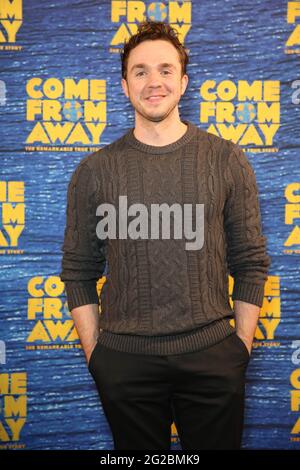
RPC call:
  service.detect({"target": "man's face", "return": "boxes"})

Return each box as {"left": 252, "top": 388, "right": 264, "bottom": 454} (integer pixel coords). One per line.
{"left": 121, "top": 39, "right": 188, "bottom": 123}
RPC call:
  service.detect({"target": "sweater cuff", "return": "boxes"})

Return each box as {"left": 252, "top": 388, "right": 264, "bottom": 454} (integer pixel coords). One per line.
{"left": 232, "top": 279, "right": 265, "bottom": 307}
{"left": 64, "top": 281, "right": 99, "bottom": 311}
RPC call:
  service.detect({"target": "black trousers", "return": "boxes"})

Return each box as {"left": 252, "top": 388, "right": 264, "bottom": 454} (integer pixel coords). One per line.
{"left": 88, "top": 331, "right": 251, "bottom": 450}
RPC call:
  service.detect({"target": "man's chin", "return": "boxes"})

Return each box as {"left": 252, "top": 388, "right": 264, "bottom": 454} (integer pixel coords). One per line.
{"left": 138, "top": 109, "right": 171, "bottom": 123}
{"left": 133, "top": 102, "right": 178, "bottom": 123}
{"left": 145, "top": 115, "right": 166, "bottom": 123}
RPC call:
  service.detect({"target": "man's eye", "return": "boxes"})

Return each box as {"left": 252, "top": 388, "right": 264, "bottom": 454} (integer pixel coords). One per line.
{"left": 135, "top": 70, "right": 171, "bottom": 77}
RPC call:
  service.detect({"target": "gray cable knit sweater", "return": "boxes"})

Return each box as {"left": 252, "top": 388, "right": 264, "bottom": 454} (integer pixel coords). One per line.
{"left": 60, "top": 120, "right": 271, "bottom": 355}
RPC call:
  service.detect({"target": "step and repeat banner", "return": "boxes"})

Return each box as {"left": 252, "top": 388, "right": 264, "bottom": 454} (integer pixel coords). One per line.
{"left": 0, "top": 0, "right": 300, "bottom": 451}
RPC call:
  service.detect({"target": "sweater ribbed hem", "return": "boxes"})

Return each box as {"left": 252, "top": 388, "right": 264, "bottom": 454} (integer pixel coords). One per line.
{"left": 96, "top": 317, "right": 236, "bottom": 355}
{"left": 232, "top": 279, "right": 265, "bottom": 307}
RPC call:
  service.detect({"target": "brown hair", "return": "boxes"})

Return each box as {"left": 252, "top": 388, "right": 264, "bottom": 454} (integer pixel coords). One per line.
{"left": 120, "top": 20, "right": 189, "bottom": 80}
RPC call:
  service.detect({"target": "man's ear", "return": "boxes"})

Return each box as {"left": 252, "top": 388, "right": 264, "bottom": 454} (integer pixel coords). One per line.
{"left": 121, "top": 78, "right": 129, "bottom": 99}
{"left": 181, "top": 74, "right": 189, "bottom": 96}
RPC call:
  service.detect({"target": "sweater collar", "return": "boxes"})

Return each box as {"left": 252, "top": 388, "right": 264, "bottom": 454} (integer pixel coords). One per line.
{"left": 124, "top": 119, "right": 198, "bottom": 155}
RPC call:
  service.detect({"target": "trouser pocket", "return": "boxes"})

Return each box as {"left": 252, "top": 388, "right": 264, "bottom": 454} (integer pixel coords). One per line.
{"left": 88, "top": 340, "right": 100, "bottom": 372}
{"left": 232, "top": 333, "right": 251, "bottom": 361}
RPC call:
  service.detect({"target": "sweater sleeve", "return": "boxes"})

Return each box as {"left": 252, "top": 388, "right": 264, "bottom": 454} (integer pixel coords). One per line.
{"left": 59, "top": 161, "right": 106, "bottom": 311}
{"left": 223, "top": 144, "right": 271, "bottom": 308}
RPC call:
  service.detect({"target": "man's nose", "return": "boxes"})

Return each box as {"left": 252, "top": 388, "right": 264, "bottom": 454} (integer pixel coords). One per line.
{"left": 146, "top": 71, "right": 164, "bottom": 87}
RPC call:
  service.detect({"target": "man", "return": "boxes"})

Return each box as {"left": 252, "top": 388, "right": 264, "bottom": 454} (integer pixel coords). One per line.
{"left": 60, "top": 20, "right": 271, "bottom": 450}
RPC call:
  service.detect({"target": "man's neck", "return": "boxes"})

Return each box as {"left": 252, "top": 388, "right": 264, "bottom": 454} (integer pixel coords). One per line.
{"left": 133, "top": 119, "right": 188, "bottom": 147}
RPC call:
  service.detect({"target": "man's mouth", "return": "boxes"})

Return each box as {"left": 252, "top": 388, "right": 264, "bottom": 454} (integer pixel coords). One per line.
{"left": 146, "top": 95, "right": 166, "bottom": 103}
